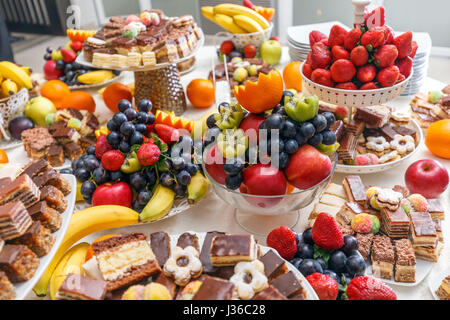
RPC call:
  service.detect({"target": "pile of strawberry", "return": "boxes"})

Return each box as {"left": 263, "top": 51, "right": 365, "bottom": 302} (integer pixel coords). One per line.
{"left": 303, "top": 6, "right": 417, "bottom": 90}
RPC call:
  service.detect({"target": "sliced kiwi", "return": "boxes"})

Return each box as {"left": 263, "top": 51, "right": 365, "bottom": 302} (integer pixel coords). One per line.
{"left": 217, "top": 129, "right": 249, "bottom": 159}
{"left": 214, "top": 102, "right": 244, "bottom": 130}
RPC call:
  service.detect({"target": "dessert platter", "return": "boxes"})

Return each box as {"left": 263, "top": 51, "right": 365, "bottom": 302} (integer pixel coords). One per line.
{"left": 428, "top": 270, "right": 450, "bottom": 300}
{"left": 409, "top": 85, "right": 450, "bottom": 129}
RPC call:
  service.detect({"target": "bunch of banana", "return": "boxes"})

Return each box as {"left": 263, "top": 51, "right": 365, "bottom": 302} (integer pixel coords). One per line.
{"left": 201, "top": 3, "right": 270, "bottom": 34}
{"left": 78, "top": 70, "right": 115, "bottom": 85}
{"left": 33, "top": 205, "right": 139, "bottom": 296}
{"left": 0, "top": 61, "right": 33, "bottom": 98}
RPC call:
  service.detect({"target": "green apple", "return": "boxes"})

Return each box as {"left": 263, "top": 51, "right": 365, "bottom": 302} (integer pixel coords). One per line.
{"left": 24, "top": 97, "right": 56, "bottom": 127}
{"left": 260, "top": 40, "right": 282, "bottom": 65}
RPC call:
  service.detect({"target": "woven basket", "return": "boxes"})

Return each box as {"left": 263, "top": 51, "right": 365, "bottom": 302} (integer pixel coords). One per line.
{"left": 0, "top": 88, "right": 29, "bottom": 128}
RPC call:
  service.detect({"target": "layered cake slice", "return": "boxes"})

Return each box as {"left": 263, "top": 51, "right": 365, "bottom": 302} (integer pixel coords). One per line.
{"left": 356, "top": 232, "right": 374, "bottom": 260}
{"left": 210, "top": 234, "right": 258, "bottom": 266}
{"left": 410, "top": 212, "right": 437, "bottom": 247}
{"left": 56, "top": 273, "right": 107, "bottom": 300}
{"left": 27, "top": 201, "right": 62, "bottom": 233}
{"left": 0, "top": 175, "right": 40, "bottom": 208}
{"left": 343, "top": 176, "right": 367, "bottom": 205}
{"left": 270, "top": 271, "right": 305, "bottom": 300}
{"left": 19, "top": 159, "right": 51, "bottom": 179}
{"left": 0, "top": 202, "right": 33, "bottom": 240}
{"left": 199, "top": 231, "right": 225, "bottom": 275}
{"left": 11, "top": 221, "right": 55, "bottom": 257}
{"left": 394, "top": 239, "right": 416, "bottom": 283}
{"left": 192, "top": 275, "right": 235, "bottom": 300}
{"left": 259, "top": 249, "right": 288, "bottom": 281}
{"left": 47, "top": 144, "right": 65, "bottom": 167}
{"left": 0, "top": 244, "right": 40, "bottom": 282}
{"left": 252, "top": 285, "right": 287, "bottom": 300}
{"left": 414, "top": 239, "right": 443, "bottom": 262}
{"left": 427, "top": 199, "right": 444, "bottom": 220}
{"left": 0, "top": 271, "right": 15, "bottom": 300}
{"left": 380, "top": 206, "right": 410, "bottom": 239}
{"left": 21, "top": 127, "right": 55, "bottom": 159}
{"left": 92, "top": 233, "right": 161, "bottom": 291}
{"left": 336, "top": 202, "right": 366, "bottom": 226}
{"left": 40, "top": 185, "right": 67, "bottom": 213}
{"left": 371, "top": 235, "right": 394, "bottom": 279}
{"left": 436, "top": 276, "right": 450, "bottom": 300}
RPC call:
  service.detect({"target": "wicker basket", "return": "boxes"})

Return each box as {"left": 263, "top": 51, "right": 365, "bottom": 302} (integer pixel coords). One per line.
{"left": 0, "top": 88, "right": 29, "bottom": 128}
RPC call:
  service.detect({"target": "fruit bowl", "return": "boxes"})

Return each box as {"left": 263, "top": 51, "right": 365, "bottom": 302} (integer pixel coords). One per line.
{"left": 301, "top": 64, "right": 413, "bottom": 107}
{"left": 202, "top": 144, "right": 337, "bottom": 235}
{"left": 218, "top": 23, "right": 273, "bottom": 50}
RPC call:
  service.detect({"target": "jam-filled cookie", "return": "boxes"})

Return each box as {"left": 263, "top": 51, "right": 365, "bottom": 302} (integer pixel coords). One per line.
{"left": 163, "top": 246, "right": 202, "bottom": 286}
{"left": 229, "top": 260, "right": 268, "bottom": 300}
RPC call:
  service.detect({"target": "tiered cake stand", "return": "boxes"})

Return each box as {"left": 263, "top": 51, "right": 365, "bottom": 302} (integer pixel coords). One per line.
{"left": 76, "top": 29, "right": 204, "bottom": 116}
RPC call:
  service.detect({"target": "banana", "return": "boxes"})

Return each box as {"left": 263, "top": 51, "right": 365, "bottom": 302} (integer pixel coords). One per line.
{"left": 1, "top": 79, "right": 18, "bottom": 97}
{"left": 233, "top": 15, "right": 263, "bottom": 33}
{"left": 33, "top": 205, "right": 139, "bottom": 296}
{"left": 214, "top": 14, "right": 246, "bottom": 34}
{"left": 214, "top": 3, "right": 270, "bottom": 29}
{"left": 201, "top": 6, "right": 215, "bottom": 22}
{"left": 49, "top": 242, "right": 90, "bottom": 300}
{"left": 77, "top": 70, "right": 114, "bottom": 85}
{"left": 140, "top": 185, "right": 175, "bottom": 222}
{"left": 0, "top": 61, "right": 32, "bottom": 89}
{"left": 187, "top": 172, "right": 210, "bottom": 204}
{"left": 20, "top": 66, "right": 32, "bottom": 76}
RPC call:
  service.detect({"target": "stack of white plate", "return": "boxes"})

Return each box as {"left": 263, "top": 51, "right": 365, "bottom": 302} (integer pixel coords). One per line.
{"left": 401, "top": 32, "right": 432, "bottom": 96}
{"left": 287, "top": 21, "right": 350, "bottom": 62}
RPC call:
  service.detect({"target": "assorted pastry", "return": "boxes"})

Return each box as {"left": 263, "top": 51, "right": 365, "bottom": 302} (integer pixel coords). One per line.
{"left": 0, "top": 160, "right": 72, "bottom": 300}
{"left": 83, "top": 11, "right": 203, "bottom": 68}
{"left": 410, "top": 85, "right": 450, "bottom": 129}
{"left": 435, "top": 275, "right": 450, "bottom": 300}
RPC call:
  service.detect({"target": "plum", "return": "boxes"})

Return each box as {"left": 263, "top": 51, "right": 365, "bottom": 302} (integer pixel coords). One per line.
{"left": 9, "top": 116, "right": 34, "bottom": 140}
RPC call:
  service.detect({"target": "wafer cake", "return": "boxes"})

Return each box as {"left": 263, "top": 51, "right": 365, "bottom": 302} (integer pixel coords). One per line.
{"left": 0, "top": 175, "right": 40, "bottom": 208}
{"left": 0, "top": 202, "right": 33, "bottom": 240}
{"left": 410, "top": 212, "right": 437, "bottom": 247}
{"left": 380, "top": 206, "right": 410, "bottom": 239}
{"left": 0, "top": 244, "right": 39, "bottom": 282}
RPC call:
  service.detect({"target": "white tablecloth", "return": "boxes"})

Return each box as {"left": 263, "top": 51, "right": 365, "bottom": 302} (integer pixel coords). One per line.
{"left": 7, "top": 46, "right": 448, "bottom": 300}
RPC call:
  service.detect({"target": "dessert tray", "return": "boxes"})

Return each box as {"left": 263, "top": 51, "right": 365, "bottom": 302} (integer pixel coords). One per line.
{"left": 0, "top": 138, "right": 23, "bottom": 151}
{"left": 14, "top": 174, "right": 75, "bottom": 300}
{"left": 428, "top": 268, "right": 450, "bottom": 300}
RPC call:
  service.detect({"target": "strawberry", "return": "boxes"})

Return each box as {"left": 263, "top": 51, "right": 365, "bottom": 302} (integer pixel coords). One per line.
{"left": 330, "top": 59, "right": 356, "bottom": 83}
{"left": 328, "top": 25, "right": 348, "bottom": 48}
{"left": 360, "top": 27, "right": 386, "bottom": 50}
{"left": 220, "top": 41, "right": 234, "bottom": 55}
{"left": 154, "top": 124, "right": 179, "bottom": 145}
{"left": 101, "top": 150, "right": 124, "bottom": 171}
{"left": 381, "top": 25, "right": 395, "bottom": 44}
{"left": 306, "top": 52, "right": 312, "bottom": 65}
{"left": 395, "top": 56, "right": 413, "bottom": 78}
{"left": 243, "top": 0, "right": 254, "bottom": 10}
{"left": 364, "top": 6, "right": 385, "bottom": 29}
{"left": 377, "top": 65, "right": 400, "bottom": 87}
{"left": 393, "top": 31, "right": 413, "bottom": 59}
{"left": 347, "top": 276, "right": 397, "bottom": 300}
{"left": 310, "top": 42, "right": 331, "bottom": 70}
{"left": 374, "top": 44, "right": 398, "bottom": 67}
{"left": 360, "top": 82, "right": 379, "bottom": 90}
{"left": 311, "top": 212, "right": 343, "bottom": 250}
{"left": 70, "top": 41, "right": 83, "bottom": 52}
{"left": 331, "top": 45, "right": 349, "bottom": 61}
{"left": 95, "top": 135, "right": 113, "bottom": 160}
{"left": 350, "top": 46, "right": 368, "bottom": 66}
{"left": 395, "top": 73, "right": 406, "bottom": 84}
{"left": 309, "top": 30, "right": 328, "bottom": 48}
{"left": 409, "top": 41, "right": 418, "bottom": 59}
{"left": 335, "top": 82, "right": 357, "bottom": 90}
{"left": 60, "top": 48, "right": 77, "bottom": 63}
{"left": 335, "top": 105, "right": 349, "bottom": 119}
{"left": 243, "top": 44, "right": 257, "bottom": 59}
{"left": 303, "top": 63, "right": 313, "bottom": 79}
{"left": 311, "top": 68, "right": 333, "bottom": 87}
{"left": 266, "top": 226, "right": 297, "bottom": 260}
{"left": 306, "top": 273, "right": 339, "bottom": 300}
{"left": 357, "top": 64, "right": 377, "bottom": 83}
{"left": 344, "top": 28, "right": 362, "bottom": 51}
{"left": 137, "top": 143, "right": 161, "bottom": 166}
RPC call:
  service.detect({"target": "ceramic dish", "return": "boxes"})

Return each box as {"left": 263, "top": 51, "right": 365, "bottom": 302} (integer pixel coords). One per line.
{"left": 428, "top": 268, "right": 450, "bottom": 300}
{"left": 14, "top": 174, "right": 76, "bottom": 300}
{"left": 336, "top": 119, "right": 423, "bottom": 174}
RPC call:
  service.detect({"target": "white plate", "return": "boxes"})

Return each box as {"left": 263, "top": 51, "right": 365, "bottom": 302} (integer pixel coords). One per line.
{"left": 14, "top": 174, "right": 76, "bottom": 300}
{"left": 428, "top": 268, "right": 450, "bottom": 300}
{"left": 366, "top": 258, "right": 435, "bottom": 287}
{"left": 336, "top": 119, "right": 423, "bottom": 174}
{"left": 0, "top": 138, "right": 23, "bottom": 151}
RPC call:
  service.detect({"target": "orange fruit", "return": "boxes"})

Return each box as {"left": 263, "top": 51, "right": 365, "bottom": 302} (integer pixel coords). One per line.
{"left": 103, "top": 83, "right": 133, "bottom": 113}
{"left": 425, "top": 119, "right": 450, "bottom": 159}
{"left": 283, "top": 61, "right": 303, "bottom": 92}
{"left": 40, "top": 80, "right": 71, "bottom": 109}
{"left": 0, "top": 148, "right": 8, "bottom": 164}
{"left": 186, "top": 79, "right": 215, "bottom": 108}
{"left": 85, "top": 234, "right": 120, "bottom": 261}
{"left": 61, "top": 91, "right": 96, "bottom": 112}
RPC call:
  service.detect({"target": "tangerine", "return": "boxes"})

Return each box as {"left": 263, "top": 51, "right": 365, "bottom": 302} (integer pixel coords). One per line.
{"left": 425, "top": 119, "right": 450, "bottom": 159}
{"left": 0, "top": 148, "right": 8, "bottom": 164}
{"left": 61, "top": 91, "right": 96, "bottom": 112}
{"left": 283, "top": 61, "right": 303, "bottom": 92}
{"left": 186, "top": 79, "right": 215, "bottom": 108}
{"left": 40, "top": 80, "right": 71, "bottom": 109}
{"left": 103, "top": 83, "right": 133, "bottom": 113}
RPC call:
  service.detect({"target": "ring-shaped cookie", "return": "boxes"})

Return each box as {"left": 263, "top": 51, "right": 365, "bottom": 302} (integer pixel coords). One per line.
{"left": 163, "top": 246, "right": 202, "bottom": 286}
{"left": 229, "top": 260, "right": 268, "bottom": 300}
{"left": 390, "top": 134, "right": 415, "bottom": 155}
{"left": 366, "top": 136, "right": 390, "bottom": 152}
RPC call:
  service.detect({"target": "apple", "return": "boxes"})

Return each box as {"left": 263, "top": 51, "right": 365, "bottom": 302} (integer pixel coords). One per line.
{"left": 43, "top": 60, "right": 63, "bottom": 80}
{"left": 24, "top": 97, "right": 56, "bottom": 127}
{"left": 243, "top": 44, "right": 257, "bottom": 59}
{"left": 405, "top": 159, "right": 449, "bottom": 198}
{"left": 285, "top": 145, "right": 332, "bottom": 190}
{"left": 239, "top": 114, "right": 265, "bottom": 142}
{"left": 204, "top": 144, "right": 227, "bottom": 185}
{"left": 270, "top": 36, "right": 281, "bottom": 42}
{"left": 92, "top": 182, "right": 132, "bottom": 207}
{"left": 260, "top": 40, "right": 282, "bottom": 65}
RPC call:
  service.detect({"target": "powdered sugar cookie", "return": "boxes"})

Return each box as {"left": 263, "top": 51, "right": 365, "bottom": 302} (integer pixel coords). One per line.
{"left": 366, "top": 136, "right": 391, "bottom": 155}
{"left": 390, "top": 134, "right": 415, "bottom": 155}
{"left": 378, "top": 150, "right": 401, "bottom": 164}
{"left": 230, "top": 260, "right": 268, "bottom": 300}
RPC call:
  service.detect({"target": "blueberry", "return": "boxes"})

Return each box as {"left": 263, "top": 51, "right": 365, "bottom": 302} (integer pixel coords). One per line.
{"left": 341, "top": 235, "right": 359, "bottom": 256}
{"left": 264, "top": 113, "right": 284, "bottom": 130}
{"left": 225, "top": 174, "right": 242, "bottom": 190}
{"left": 308, "top": 133, "right": 323, "bottom": 147}
{"left": 137, "top": 99, "right": 152, "bottom": 112}
{"left": 345, "top": 254, "right": 366, "bottom": 276}
{"left": 146, "top": 112, "right": 156, "bottom": 125}
{"left": 75, "top": 168, "right": 90, "bottom": 182}
{"left": 278, "top": 152, "right": 290, "bottom": 169}
{"left": 322, "top": 112, "right": 335, "bottom": 128}
{"left": 300, "top": 122, "right": 315, "bottom": 139}
{"left": 81, "top": 180, "right": 96, "bottom": 198}
{"left": 64, "top": 64, "right": 73, "bottom": 74}
{"left": 119, "top": 140, "right": 131, "bottom": 153}
{"left": 92, "top": 167, "right": 110, "bottom": 185}
{"left": 298, "top": 259, "right": 322, "bottom": 277}
{"left": 312, "top": 114, "right": 328, "bottom": 133}
{"left": 172, "top": 157, "right": 186, "bottom": 171}
{"left": 298, "top": 243, "right": 314, "bottom": 259}
{"left": 321, "top": 130, "right": 337, "bottom": 146}
{"left": 281, "top": 119, "right": 297, "bottom": 139}
{"left": 137, "top": 190, "right": 152, "bottom": 205}
{"left": 302, "top": 228, "right": 314, "bottom": 245}
{"left": 72, "top": 159, "right": 82, "bottom": 171}
{"left": 295, "top": 130, "right": 307, "bottom": 146}
{"left": 280, "top": 90, "right": 294, "bottom": 106}
{"left": 160, "top": 172, "right": 174, "bottom": 187}
{"left": 83, "top": 156, "right": 100, "bottom": 172}
{"left": 186, "top": 163, "right": 199, "bottom": 176}
{"left": 129, "top": 132, "right": 144, "bottom": 146}
{"left": 106, "top": 132, "right": 120, "bottom": 147}
{"left": 86, "top": 145, "right": 96, "bottom": 156}
{"left": 173, "top": 184, "right": 186, "bottom": 196}
{"left": 206, "top": 114, "right": 217, "bottom": 129}
{"left": 136, "top": 112, "right": 149, "bottom": 124}
{"left": 291, "top": 257, "right": 303, "bottom": 270}
{"left": 224, "top": 158, "right": 245, "bottom": 175}
{"left": 177, "top": 170, "right": 192, "bottom": 186}
{"left": 316, "top": 257, "right": 328, "bottom": 270}
{"left": 129, "top": 172, "right": 147, "bottom": 191}
{"left": 135, "top": 123, "right": 147, "bottom": 134}
{"left": 323, "top": 270, "right": 340, "bottom": 284}
{"left": 110, "top": 170, "right": 124, "bottom": 182}
{"left": 55, "top": 60, "right": 65, "bottom": 70}
{"left": 118, "top": 100, "right": 133, "bottom": 113}
{"left": 124, "top": 108, "right": 137, "bottom": 121}
{"left": 328, "top": 251, "right": 347, "bottom": 274}
{"left": 60, "top": 168, "right": 72, "bottom": 174}
{"left": 120, "top": 121, "right": 135, "bottom": 137}
{"left": 146, "top": 170, "right": 157, "bottom": 185}
{"left": 284, "top": 139, "right": 299, "bottom": 155}
{"left": 113, "top": 112, "right": 127, "bottom": 126}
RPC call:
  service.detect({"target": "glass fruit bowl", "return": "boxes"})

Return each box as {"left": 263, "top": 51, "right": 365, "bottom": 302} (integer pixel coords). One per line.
{"left": 202, "top": 144, "right": 337, "bottom": 235}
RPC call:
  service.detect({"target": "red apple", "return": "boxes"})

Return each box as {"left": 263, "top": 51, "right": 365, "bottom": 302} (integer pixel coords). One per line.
{"left": 270, "top": 36, "right": 281, "bottom": 43}
{"left": 43, "top": 60, "right": 63, "bottom": 80}
{"left": 204, "top": 144, "right": 227, "bottom": 185}
{"left": 285, "top": 145, "right": 332, "bottom": 190}
{"left": 239, "top": 114, "right": 265, "bottom": 142}
{"left": 92, "top": 182, "right": 132, "bottom": 208}
{"left": 405, "top": 159, "right": 449, "bottom": 198}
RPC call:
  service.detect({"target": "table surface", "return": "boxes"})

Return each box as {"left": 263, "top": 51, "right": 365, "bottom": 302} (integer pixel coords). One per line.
{"left": 6, "top": 46, "right": 448, "bottom": 300}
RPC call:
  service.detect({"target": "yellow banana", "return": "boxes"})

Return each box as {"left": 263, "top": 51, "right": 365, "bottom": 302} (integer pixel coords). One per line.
{"left": 49, "top": 242, "right": 90, "bottom": 300}
{"left": 140, "top": 185, "right": 175, "bottom": 222}
{"left": 0, "top": 61, "right": 32, "bottom": 89}
{"left": 214, "top": 14, "right": 246, "bottom": 34}
{"left": 187, "top": 172, "right": 210, "bottom": 204}
{"left": 233, "top": 15, "right": 263, "bottom": 33}
{"left": 33, "top": 205, "right": 139, "bottom": 296}
{"left": 76, "top": 181, "right": 84, "bottom": 202}
{"left": 214, "top": 3, "right": 270, "bottom": 29}
{"left": 20, "top": 66, "right": 32, "bottom": 76}
{"left": 78, "top": 70, "right": 114, "bottom": 84}
{"left": 1, "top": 79, "right": 18, "bottom": 97}
{"left": 0, "top": 73, "right": 3, "bottom": 83}
{"left": 201, "top": 6, "right": 215, "bottom": 22}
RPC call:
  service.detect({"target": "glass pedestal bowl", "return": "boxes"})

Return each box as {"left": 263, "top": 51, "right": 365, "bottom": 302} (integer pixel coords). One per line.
{"left": 202, "top": 146, "right": 337, "bottom": 235}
